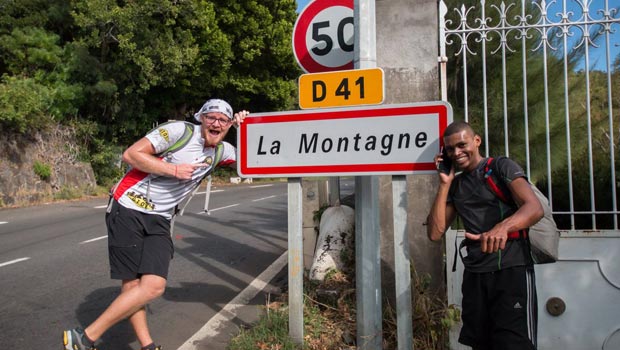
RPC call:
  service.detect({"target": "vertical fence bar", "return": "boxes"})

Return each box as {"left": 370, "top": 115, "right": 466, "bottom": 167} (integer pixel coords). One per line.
{"left": 603, "top": 0, "right": 618, "bottom": 229}
{"left": 481, "top": 0, "right": 490, "bottom": 155}
{"left": 520, "top": 0, "right": 531, "bottom": 178}
{"left": 500, "top": 3, "right": 510, "bottom": 156}
{"left": 439, "top": 1, "right": 449, "bottom": 103}
{"left": 581, "top": 2, "right": 597, "bottom": 228}
{"left": 540, "top": 2, "right": 554, "bottom": 211}
{"left": 460, "top": 4, "right": 470, "bottom": 122}
{"left": 560, "top": 0, "right": 576, "bottom": 227}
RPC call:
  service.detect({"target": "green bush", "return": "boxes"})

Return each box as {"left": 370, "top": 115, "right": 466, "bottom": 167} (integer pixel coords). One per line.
{"left": 33, "top": 160, "right": 51, "bottom": 181}
{"left": 0, "top": 76, "right": 54, "bottom": 133}
{"left": 53, "top": 185, "right": 82, "bottom": 200}
{"left": 88, "top": 140, "right": 126, "bottom": 187}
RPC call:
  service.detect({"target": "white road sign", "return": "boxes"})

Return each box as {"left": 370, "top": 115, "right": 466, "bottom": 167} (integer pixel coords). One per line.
{"left": 237, "top": 102, "right": 453, "bottom": 178}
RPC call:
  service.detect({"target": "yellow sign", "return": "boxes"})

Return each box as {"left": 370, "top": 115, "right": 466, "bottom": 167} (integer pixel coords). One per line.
{"left": 298, "top": 68, "right": 384, "bottom": 109}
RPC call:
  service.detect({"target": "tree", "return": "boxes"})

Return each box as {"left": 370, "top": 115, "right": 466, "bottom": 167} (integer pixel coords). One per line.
{"left": 0, "top": 0, "right": 301, "bottom": 185}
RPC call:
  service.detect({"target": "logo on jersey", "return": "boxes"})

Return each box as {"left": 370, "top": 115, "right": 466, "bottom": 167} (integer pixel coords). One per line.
{"left": 126, "top": 191, "right": 155, "bottom": 210}
{"left": 205, "top": 156, "right": 213, "bottom": 165}
{"left": 158, "top": 128, "right": 170, "bottom": 142}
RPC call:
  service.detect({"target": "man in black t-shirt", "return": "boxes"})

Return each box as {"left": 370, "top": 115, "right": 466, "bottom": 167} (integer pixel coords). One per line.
{"left": 427, "top": 121, "right": 543, "bottom": 350}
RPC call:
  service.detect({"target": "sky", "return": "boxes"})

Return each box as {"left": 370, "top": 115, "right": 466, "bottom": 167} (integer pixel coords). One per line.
{"left": 296, "top": 0, "right": 309, "bottom": 13}
{"left": 295, "top": 0, "right": 619, "bottom": 71}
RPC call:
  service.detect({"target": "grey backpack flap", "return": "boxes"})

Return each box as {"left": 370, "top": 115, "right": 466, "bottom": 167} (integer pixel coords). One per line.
{"left": 527, "top": 185, "right": 560, "bottom": 263}
{"left": 484, "top": 157, "right": 559, "bottom": 263}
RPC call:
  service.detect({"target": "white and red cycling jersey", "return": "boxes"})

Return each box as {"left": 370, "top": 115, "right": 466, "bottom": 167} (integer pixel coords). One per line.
{"left": 112, "top": 121, "right": 236, "bottom": 219}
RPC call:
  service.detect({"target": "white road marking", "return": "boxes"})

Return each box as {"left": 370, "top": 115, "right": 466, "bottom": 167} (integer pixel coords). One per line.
{"left": 93, "top": 205, "right": 108, "bottom": 209}
{"left": 176, "top": 251, "right": 288, "bottom": 350}
{"left": 249, "top": 184, "right": 273, "bottom": 188}
{"left": 195, "top": 190, "right": 224, "bottom": 195}
{"left": 252, "top": 195, "right": 276, "bottom": 202}
{"left": 0, "top": 221, "right": 7, "bottom": 224}
{"left": 0, "top": 257, "right": 30, "bottom": 268}
{"left": 80, "top": 236, "right": 108, "bottom": 244}
{"left": 196, "top": 203, "right": 239, "bottom": 214}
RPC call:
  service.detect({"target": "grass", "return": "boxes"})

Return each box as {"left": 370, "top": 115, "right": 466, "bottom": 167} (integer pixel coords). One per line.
{"left": 228, "top": 254, "right": 458, "bottom": 349}
{"left": 33, "top": 160, "right": 51, "bottom": 181}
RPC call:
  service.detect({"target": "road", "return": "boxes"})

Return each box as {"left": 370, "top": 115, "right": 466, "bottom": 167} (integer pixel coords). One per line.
{"left": 0, "top": 181, "right": 291, "bottom": 350}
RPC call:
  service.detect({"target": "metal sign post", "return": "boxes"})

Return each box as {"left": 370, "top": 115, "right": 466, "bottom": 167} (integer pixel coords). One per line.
{"left": 354, "top": 1, "right": 382, "bottom": 348}
{"left": 287, "top": 178, "right": 303, "bottom": 343}
{"left": 392, "top": 175, "right": 413, "bottom": 350}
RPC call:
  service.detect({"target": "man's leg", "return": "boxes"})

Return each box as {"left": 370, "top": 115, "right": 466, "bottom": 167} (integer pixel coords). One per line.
{"left": 122, "top": 278, "right": 156, "bottom": 348}
{"left": 458, "top": 270, "right": 492, "bottom": 349}
{"left": 490, "top": 266, "right": 537, "bottom": 350}
{"left": 84, "top": 274, "right": 166, "bottom": 342}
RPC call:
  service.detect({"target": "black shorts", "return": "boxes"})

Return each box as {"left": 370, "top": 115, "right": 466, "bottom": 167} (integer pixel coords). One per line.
{"left": 459, "top": 266, "right": 538, "bottom": 350}
{"left": 106, "top": 199, "right": 173, "bottom": 280}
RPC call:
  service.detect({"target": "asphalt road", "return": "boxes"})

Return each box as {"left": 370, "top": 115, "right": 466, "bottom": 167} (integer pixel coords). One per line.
{"left": 0, "top": 181, "right": 290, "bottom": 350}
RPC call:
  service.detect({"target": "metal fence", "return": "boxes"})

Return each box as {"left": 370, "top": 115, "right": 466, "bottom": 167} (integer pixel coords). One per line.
{"left": 438, "top": 0, "right": 620, "bottom": 230}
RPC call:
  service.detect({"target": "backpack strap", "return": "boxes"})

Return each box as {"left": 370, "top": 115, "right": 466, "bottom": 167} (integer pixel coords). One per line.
{"left": 483, "top": 157, "right": 528, "bottom": 240}
{"left": 175, "top": 142, "right": 225, "bottom": 217}
{"left": 157, "top": 121, "right": 195, "bottom": 157}
{"left": 483, "top": 157, "right": 511, "bottom": 204}
{"left": 203, "top": 142, "right": 225, "bottom": 214}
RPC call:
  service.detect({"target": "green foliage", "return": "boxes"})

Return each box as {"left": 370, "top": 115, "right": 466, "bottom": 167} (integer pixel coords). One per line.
{"left": 33, "top": 160, "right": 51, "bottom": 180}
{"left": 0, "top": 76, "right": 54, "bottom": 132}
{"left": 53, "top": 185, "right": 82, "bottom": 200}
{"left": 0, "top": 27, "right": 62, "bottom": 75}
{"left": 88, "top": 138, "right": 125, "bottom": 188}
{"left": 227, "top": 305, "right": 302, "bottom": 350}
{"left": 0, "top": 0, "right": 301, "bottom": 185}
{"left": 0, "top": 26, "right": 85, "bottom": 131}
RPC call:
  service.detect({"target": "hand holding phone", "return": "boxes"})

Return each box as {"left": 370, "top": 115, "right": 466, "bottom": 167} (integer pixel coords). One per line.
{"left": 437, "top": 147, "right": 453, "bottom": 175}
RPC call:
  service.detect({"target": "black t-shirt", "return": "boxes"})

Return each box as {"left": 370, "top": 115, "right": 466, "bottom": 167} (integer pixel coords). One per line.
{"left": 449, "top": 157, "right": 530, "bottom": 272}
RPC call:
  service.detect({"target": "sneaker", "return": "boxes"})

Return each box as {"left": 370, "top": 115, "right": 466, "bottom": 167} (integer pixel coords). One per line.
{"left": 63, "top": 327, "right": 97, "bottom": 350}
{"left": 141, "top": 344, "right": 162, "bottom": 350}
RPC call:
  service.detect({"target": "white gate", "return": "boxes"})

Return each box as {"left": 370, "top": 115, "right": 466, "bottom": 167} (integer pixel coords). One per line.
{"left": 439, "top": 0, "right": 620, "bottom": 348}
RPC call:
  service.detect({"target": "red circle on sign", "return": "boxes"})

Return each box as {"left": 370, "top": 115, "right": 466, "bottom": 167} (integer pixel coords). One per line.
{"left": 293, "top": 0, "right": 354, "bottom": 73}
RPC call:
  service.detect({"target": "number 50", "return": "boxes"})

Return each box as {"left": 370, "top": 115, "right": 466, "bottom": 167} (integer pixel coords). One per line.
{"left": 311, "top": 18, "right": 354, "bottom": 56}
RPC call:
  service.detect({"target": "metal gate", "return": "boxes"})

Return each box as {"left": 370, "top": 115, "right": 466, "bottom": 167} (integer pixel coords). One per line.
{"left": 438, "top": 0, "right": 620, "bottom": 348}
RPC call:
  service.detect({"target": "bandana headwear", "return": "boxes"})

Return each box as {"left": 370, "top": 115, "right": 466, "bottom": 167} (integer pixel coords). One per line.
{"left": 194, "top": 99, "right": 233, "bottom": 122}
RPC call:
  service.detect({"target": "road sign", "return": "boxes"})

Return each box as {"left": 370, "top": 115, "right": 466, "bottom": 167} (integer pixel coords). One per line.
{"left": 298, "top": 68, "right": 384, "bottom": 109}
{"left": 292, "top": 0, "right": 354, "bottom": 73}
{"left": 237, "top": 102, "right": 453, "bottom": 178}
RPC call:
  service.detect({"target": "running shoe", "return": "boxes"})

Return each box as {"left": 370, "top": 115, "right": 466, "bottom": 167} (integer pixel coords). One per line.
{"left": 63, "top": 327, "right": 97, "bottom": 350}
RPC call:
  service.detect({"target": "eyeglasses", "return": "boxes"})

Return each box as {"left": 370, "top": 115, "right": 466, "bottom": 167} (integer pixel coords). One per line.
{"left": 203, "top": 115, "right": 232, "bottom": 126}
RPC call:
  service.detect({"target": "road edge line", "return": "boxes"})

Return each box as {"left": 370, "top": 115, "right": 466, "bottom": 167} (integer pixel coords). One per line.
{"left": 176, "top": 250, "right": 288, "bottom": 350}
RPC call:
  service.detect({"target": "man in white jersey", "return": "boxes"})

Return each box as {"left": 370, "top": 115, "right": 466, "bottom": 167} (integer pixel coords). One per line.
{"left": 63, "top": 99, "right": 248, "bottom": 350}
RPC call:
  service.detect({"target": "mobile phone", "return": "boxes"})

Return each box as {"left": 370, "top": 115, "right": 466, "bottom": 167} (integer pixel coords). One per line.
{"left": 438, "top": 147, "right": 453, "bottom": 175}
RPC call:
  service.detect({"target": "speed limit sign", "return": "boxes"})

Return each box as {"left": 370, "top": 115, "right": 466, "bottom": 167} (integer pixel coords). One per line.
{"left": 292, "top": 0, "right": 354, "bottom": 73}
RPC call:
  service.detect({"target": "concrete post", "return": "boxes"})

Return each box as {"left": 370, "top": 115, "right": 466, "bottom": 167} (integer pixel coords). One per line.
{"left": 375, "top": 0, "right": 445, "bottom": 300}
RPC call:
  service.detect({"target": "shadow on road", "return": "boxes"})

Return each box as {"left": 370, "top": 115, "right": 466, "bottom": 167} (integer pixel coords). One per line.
{"left": 75, "top": 286, "right": 136, "bottom": 350}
